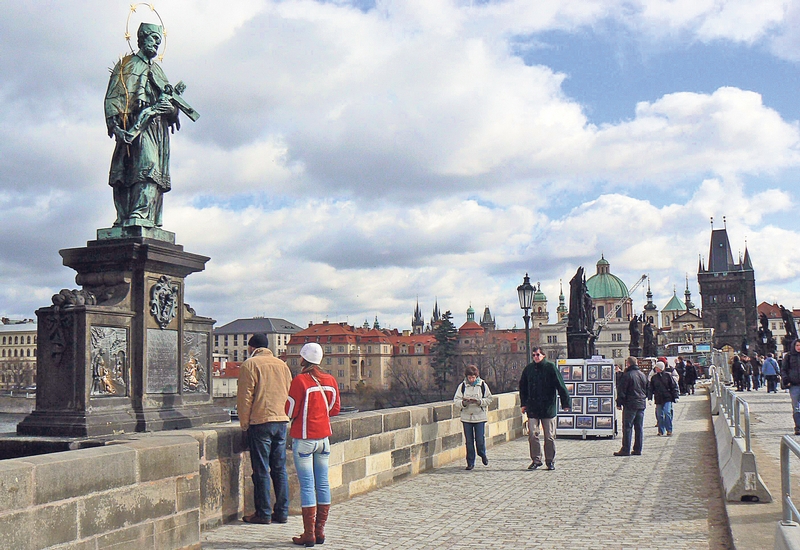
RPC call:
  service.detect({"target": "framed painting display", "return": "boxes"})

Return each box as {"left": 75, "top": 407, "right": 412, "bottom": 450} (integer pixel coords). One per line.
{"left": 558, "top": 416, "right": 574, "bottom": 429}
{"left": 576, "top": 416, "right": 593, "bottom": 429}
{"left": 595, "top": 416, "right": 613, "bottom": 429}
{"left": 596, "top": 383, "right": 613, "bottom": 395}
{"left": 556, "top": 358, "right": 617, "bottom": 438}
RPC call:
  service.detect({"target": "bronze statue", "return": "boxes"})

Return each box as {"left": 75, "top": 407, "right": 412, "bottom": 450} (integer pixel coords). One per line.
{"left": 104, "top": 22, "right": 198, "bottom": 228}
{"left": 567, "top": 267, "right": 596, "bottom": 358}
{"left": 628, "top": 314, "right": 641, "bottom": 349}
{"left": 642, "top": 319, "right": 656, "bottom": 357}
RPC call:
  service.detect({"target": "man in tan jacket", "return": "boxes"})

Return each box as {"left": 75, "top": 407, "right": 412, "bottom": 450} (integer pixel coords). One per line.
{"left": 237, "top": 333, "right": 293, "bottom": 524}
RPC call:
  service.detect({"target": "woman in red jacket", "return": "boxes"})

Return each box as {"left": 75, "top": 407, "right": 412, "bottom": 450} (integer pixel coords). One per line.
{"left": 286, "top": 343, "right": 340, "bottom": 547}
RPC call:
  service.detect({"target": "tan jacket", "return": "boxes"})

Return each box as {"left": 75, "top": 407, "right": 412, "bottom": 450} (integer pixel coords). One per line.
{"left": 237, "top": 348, "right": 292, "bottom": 430}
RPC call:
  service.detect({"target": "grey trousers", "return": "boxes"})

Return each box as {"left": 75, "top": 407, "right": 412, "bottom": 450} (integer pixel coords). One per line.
{"left": 528, "top": 416, "right": 557, "bottom": 464}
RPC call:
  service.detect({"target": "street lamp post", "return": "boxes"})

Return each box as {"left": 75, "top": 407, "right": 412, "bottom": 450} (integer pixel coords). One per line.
{"left": 517, "top": 273, "right": 535, "bottom": 365}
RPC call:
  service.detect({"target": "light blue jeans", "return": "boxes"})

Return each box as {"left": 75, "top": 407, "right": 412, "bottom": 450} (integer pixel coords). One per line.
{"left": 656, "top": 402, "right": 673, "bottom": 435}
{"left": 292, "top": 437, "right": 331, "bottom": 508}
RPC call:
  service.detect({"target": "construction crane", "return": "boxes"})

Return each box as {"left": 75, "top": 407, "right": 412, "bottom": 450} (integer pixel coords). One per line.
{"left": 594, "top": 274, "right": 648, "bottom": 336}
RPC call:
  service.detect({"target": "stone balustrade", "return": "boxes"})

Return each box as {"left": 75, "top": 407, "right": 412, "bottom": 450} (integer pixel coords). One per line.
{"left": 0, "top": 391, "right": 523, "bottom": 549}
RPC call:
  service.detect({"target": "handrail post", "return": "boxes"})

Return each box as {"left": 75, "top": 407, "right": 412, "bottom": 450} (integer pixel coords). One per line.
{"left": 741, "top": 400, "right": 751, "bottom": 452}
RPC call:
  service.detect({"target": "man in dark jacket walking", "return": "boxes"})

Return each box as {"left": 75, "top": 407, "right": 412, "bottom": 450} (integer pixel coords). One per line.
{"left": 519, "top": 347, "right": 571, "bottom": 470}
{"left": 614, "top": 356, "right": 649, "bottom": 456}
{"left": 781, "top": 339, "right": 800, "bottom": 435}
{"left": 648, "top": 361, "right": 679, "bottom": 436}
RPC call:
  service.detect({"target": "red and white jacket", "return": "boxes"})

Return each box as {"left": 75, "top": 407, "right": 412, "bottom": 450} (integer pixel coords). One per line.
{"left": 286, "top": 370, "right": 340, "bottom": 440}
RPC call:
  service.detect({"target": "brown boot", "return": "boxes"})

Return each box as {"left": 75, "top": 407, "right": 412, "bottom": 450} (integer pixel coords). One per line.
{"left": 292, "top": 506, "right": 316, "bottom": 547}
{"left": 315, "top": 504, "right": 330, "bottom": 544}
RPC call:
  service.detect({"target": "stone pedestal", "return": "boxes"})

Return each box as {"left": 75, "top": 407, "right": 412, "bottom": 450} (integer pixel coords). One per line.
{"left": 567, "top": 331, "right": 595, "bottom": 359}
{"left": 17, "top": 235, "right": 228, "bottom": 437}
{"left": 628, "top": 345, "right": 642, "bottom": 359}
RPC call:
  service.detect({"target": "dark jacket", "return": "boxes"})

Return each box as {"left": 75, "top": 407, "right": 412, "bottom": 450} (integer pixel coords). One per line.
{"left": 616, "top": 365, "right": 648, "bottom": 410}
{"left": 647, "top": 371, "right": 678, "bottom": 405}
{"left": 731, "top": 357, "right": 744, "bottom": 381}
{"left": 781, "top": 340, "right": 800, "bottom": 388}
{"left": 684, "top": 363, "right": 697, "bottom": 385}
{"left": 519, "top": 359, "right": 571, "bottom": 419}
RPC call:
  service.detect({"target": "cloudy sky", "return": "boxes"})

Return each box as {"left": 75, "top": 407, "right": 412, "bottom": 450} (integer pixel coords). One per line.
{"left": 2, "top": 0, "right": 800, "bottom": 330}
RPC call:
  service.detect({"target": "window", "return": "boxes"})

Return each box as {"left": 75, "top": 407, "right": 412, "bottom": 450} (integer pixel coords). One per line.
{"left": 26, "top": 349, "right": 30, "bottom": 357}
{"left": 224, "top": 336, "right": 228, "bottom": 344}
{"left": 611, "top": 333, "right": 623, "bottom": 342}
{"left": 547, "top": 335, "right": 557, "bottom": 344}
{"left": 400, "top": 346, "right": 407, "bottom": 355}
{"left": 338, "top": 346, "right": 345, "bottom": 352}
{"left": 326, "top": 357, "right": 332, "bottom": 365}
{"left": 1, "top": 337, "right": 4, "bottom": 344}
{"left": 325, "top": 346, "right": 332, "bottom": 353}
{"left": 26, "top": 336, "right": 31, "bottom": 344}
{"left": 233, "top": 350, "right": 238, "bottom": 361}
{"left": 597, "top": 306, "right": 605, "bottom": 318}
{"left": 233, "top": 335, "right": 238, "bottom": 345}
{"left": 612, "top": 349, "right": 622, "bottom": 358}
{"left": 339, "top": 382, "right": 344, "bottom": 390}
{"left": 291, "top": 358, "right": 297, "bottom": 366}
{"left": 338, "top": 370, "right": 345, "bottom": 377}
{"left": 368, "top": 370, "right": 372, "bottom": 378}
{"left": 415, "top": 344, "right": 423, "bottom": 354}
{"left": 214, "top": 335, "right": 218, "bottom": 345}
{"left": 367, "top": 345, "right": 372, "bottom": 353}
{"left": 367, "top": 358, "right": 372, "bottom": 366}
{"left": 337, "top": 357, "right": 344, "bottom": 365}
{"left": 14, "top": 336, "right": 18, "bottom": 344}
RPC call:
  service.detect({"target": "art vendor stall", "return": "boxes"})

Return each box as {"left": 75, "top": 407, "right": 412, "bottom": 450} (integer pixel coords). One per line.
{"left": 556, "top": 358, "right": 617, "bottom": 438}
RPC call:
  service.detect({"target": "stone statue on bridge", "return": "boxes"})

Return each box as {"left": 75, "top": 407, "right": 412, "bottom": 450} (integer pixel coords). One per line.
{"left": 567, "top": 267, "right": 596, "bottom": 359}
{"left": 104, "top": 22, "right": 199, "bottom": 229}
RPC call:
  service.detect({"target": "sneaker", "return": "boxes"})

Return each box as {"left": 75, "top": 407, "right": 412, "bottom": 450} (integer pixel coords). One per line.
{"left": 546, "top": 462, "right": 555, "bottom": 470}
{"left": 481, "top": 455, "right": 488, "bottom": 466}
{"left": 613, "top": 450, "right": 630, "bottom": 456}
{"left": 465, "top": 464, "right": 474, "bottom": 470}
{"left": 527, "top": 460, "right": 543, "bottom": 470}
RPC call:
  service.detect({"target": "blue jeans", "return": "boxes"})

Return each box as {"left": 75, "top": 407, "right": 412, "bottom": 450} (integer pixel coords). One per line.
{"left": 656, "top": 402, "right": 673, "bottom": 435}
{"left": 789, "top": 386, "right": 800, "bottom": 430}
{"left": 248, "top": 422, "right": 289, "bottom": 519}
{"left": 293, "top": 437, "right": 331, "bottom": 508}
{"left": 621, "top": 408, "right": 644, "bottom": 454}
{"left": 462, "top": 421, "right": 486, "bottom": 466}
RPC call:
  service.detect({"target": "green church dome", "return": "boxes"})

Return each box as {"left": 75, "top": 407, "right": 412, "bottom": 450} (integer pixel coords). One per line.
{"left": 585, "top": 256, "right": 630, "bottom": 299}
{"left": 662, "top": 292, "right": 686, "bottom": 311}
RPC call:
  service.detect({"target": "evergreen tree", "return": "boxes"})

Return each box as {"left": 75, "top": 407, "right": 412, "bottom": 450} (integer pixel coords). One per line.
{"left": 431, "top": 310, "right": 458, "bottom": 396}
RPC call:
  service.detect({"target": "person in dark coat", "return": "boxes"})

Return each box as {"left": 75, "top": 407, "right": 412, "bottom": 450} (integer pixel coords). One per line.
{"left": 781, "top": 339, "right": 800, "bottom": 435}
{"left": 731, "top": 355, "right": 745, "bottom": 391}
{"left": 614, "top": 356, "right": 649, "bottom": 456}
{"left": 647, "top": 361, "right": 679, "bottom": 436}
{"left": 675, "top": 356, "right": 687, "bottom": 395}
{"left": 518, "top": 347, "right": 571, "bottom": 470}
{"left": 684, "top": 360, "right": 697, "bottom": 395}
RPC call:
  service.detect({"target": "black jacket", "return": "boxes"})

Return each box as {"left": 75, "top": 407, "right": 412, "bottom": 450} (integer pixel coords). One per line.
{"left": 616, "top": 365, "right": 648, "bottom": 410}
{"left": 781, "top": 340, "right": 800, "bottom": 388}
{"left": 648, "top": 371, "right": 678, "bottom": 405}
{"left": 518, "top": 359, "right": 571, "bottom": 419}
{"left": 684, "top": 363, "right": 697, "bottom": 385}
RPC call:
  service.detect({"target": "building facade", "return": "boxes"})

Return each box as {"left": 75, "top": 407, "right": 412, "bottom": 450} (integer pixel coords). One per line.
{"left": 212, "top": 317, "right": 303, "bottom": 362}
{"left": 0, "top": 319, "right": 37, "bottom": 390}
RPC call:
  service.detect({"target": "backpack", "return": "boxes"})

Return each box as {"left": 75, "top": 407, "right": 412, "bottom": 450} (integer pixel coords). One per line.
{"left": 461, "top": 381, "right": 487, "bottom": 398}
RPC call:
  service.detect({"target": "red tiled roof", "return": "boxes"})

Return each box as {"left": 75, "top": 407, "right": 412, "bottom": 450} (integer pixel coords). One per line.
{"left": 458, "top": 321, "right": 485, "bottom": 335}
{"left": 213, "top": 361, "right": 241, "bottom": 379}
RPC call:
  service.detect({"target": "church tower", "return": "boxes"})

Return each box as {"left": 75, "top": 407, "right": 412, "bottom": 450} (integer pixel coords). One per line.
{"left": 697, "top": 218, "right": 757, "bottom": 351}
{"left": 557, "top": 280, "right": 568, "bottom": 323}
{"left": 531, "top": 282, "right": 549, "bottom": 327}
{"left": 412, "top": 299, "right": 424, "bottom": 335}
{"left": 480, "top": 306, "right": 496, "bottom": 332}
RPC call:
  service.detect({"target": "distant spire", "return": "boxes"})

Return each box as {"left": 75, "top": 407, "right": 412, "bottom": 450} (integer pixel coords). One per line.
{"left": 373, "top": 315, "right": 380, "bottom": 330}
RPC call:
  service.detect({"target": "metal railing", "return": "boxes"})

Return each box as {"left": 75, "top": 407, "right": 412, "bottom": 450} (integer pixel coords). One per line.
{"left": 781, "top": 435, "right": 800, "bottom": 525}
{"left": 712, "top": 366, "right": 752, "bottom": 452}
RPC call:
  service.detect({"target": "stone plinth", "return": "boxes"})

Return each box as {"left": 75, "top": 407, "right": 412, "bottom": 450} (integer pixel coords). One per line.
{"left": 17, "top": 237, "right": 227, "bottom": 437}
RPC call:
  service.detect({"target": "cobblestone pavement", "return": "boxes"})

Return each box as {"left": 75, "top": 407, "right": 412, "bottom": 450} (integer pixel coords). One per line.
{"left": 202, "top": 392, "right": 732, "bottom": 549}
{"left": 720, "top": 384, "right": 796, "bottom": 549}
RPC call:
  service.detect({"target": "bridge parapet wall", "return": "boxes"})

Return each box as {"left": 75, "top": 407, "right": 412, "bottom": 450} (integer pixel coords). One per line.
{"left": 0, "top": 392, "right": 523, "bottom": 548}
